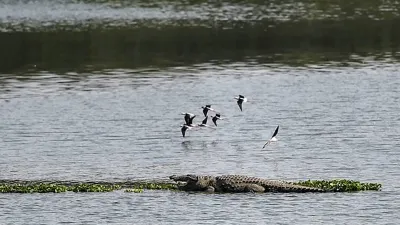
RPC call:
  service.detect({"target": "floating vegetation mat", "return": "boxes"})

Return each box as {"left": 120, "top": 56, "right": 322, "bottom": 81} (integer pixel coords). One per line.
{"left": 0, "top": 180, "right": 177, "bottom": 193}
{"left": 294, "top": 179, "right": 382, "bottom": 192}
{"left": 0, "top": 183, "right": 122, "bottom": 193}
{"left": 0, "top": 179, "right": 381, "bottom": 193}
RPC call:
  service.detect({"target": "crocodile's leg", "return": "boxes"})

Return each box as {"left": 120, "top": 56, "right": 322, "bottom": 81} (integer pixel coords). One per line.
{"left": 206, "top": 186, "right": 215, "bottom": 193}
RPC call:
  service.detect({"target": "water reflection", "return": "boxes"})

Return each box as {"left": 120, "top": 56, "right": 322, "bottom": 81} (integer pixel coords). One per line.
{"left": 180, "top": 140, "right": 219, "bottom": 152}
{"left": 1, "top": 17, "right": 400, "bottom": 74}
{"left": 181, "top": 140, "right": 193, "bottom": 151}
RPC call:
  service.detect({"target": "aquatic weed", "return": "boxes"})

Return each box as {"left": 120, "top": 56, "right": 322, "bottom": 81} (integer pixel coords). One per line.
{"left": 125, "top": 188, "right": 144, "bottom": 193}
{"left": 131, "top": 182, "right": 177, "bottom": 190}
{"left": 0, "top": 184, "right": 68, "bottom": 193}
{"left": 67, "top": 184, "right": 121, "bottom": 192}
{"left": 294, "top": 179, "right": 382, "bottom": 192}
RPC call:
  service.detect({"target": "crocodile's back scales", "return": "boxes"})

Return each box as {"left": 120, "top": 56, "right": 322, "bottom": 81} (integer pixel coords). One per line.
{"left": 216, "top": 175, "right": 325, "bottom": 193}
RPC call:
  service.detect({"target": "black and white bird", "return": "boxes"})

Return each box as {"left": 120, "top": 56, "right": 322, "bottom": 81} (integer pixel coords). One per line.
{"left": 262, "top": 125, "right": 279, "bottom": 148}
{"left": 211, "top": 113, "right": 222, "bottom": 126}
{"left": 181, "top": 112, "right": 196, "bottom": 126}
{"left": 181, "top": 124, "right": 192, "bottom": 137}
{"left": 201, "top": 105, "right": 214, "bottom": 117}
{"left": 198, "top": 116, "right": 209, "bottom": 127}
{"left": 234, "top": 95, "right": 247, "bottom": 111}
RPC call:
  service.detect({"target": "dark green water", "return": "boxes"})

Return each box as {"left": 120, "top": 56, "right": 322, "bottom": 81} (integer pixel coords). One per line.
{"left": 1, "top": 0, "right": 400, "bottom": 73}
{"left": 2, "top": 18, "right": 400, "bottom": 73}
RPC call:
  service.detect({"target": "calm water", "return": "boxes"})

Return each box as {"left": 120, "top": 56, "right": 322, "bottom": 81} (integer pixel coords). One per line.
{"left": 1, "top": 0, "right": 400, "bottom": 224}
{"left": 1, "top": 60, "right": 400, "bottom": 224}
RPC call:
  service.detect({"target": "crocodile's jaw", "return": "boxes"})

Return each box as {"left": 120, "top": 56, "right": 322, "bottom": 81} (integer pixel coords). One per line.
{"left": 169, "top": 174, "right": 198, "bottom": 182}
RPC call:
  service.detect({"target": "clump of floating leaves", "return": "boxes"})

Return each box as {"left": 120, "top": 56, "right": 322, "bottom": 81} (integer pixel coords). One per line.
{"left": 125, "top": 189, "right": 144, "bottom": 193}
{"left": 130, "top": 182, "right": 177, "bottom": 190}
{"left": 0, "top": 184, "right": 68, "bottom": 193}
{"left": 68, "top": 184, "right": 121, "bottom": 192}
{"left": 294, "top": 179, "right": 382, "bottom": 192}
{"left": 0, "top": 183, "right": 121, "bottom": 193}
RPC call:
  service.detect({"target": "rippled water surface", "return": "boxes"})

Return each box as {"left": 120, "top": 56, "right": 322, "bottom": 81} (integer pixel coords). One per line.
{"left": 1, "top": 0, "right": 399, "bottom": 31}
{"left": 1, "top": 59, "right": 400, "bottom": 224}
{"left": 0, "top": 0, "right": 297, "bottom": 31}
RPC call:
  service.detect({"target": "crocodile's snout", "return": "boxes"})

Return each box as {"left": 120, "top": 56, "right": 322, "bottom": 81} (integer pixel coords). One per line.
{"left": 169, "top": 174, "right": 191, "bottom": 182}
{"left": 169, "top": 174, "right": 199, "bottom": 182}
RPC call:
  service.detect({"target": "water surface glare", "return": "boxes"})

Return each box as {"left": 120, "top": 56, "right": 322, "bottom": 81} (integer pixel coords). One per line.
{"left": 0, "top": 0, "right": 306, "bottom": 30}
{"left": 0, "top": 61, "right": 399, "bottom": 224}
{"left": 2, "top": 0, "right": 399, "bottom": 31}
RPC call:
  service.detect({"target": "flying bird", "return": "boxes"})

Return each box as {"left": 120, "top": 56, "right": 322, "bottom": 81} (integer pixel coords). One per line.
{"left": 211, "top": 113, "right": 222, "bottom": 126}
{"left": 181, "top": 124, "right": 192, "bottom": 137}
{"left": 234, "top": 95, "right": 247, "bottom": 111}
{"left": 181, "top": 112, "right": 196, "bottom": 126}
{"left": 201, "top": 105, "right": 214, "bottom": 117}
{"left": 262, "top": 125, "right": 279, "bottom": 148}
{"left": 198, "top": 116, "right": 209, "bottom": 127}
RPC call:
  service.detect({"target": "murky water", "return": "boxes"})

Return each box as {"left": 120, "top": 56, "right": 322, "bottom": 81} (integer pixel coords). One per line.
{"left": 1, "top": 60, "right": 400, "bottom": 224}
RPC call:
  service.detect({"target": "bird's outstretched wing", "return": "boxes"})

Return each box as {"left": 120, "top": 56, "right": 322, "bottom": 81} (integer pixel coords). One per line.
{"left": 271, "top": 125, "right": 279, "bottom": 138}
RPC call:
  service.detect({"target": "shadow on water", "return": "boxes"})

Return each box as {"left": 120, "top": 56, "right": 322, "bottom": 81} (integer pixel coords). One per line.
{"left": 1, "top": 18, "right": 400, "bottom": 74}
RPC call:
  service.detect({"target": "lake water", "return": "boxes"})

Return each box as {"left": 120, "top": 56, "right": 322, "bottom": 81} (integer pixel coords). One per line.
{"left": 1, "top": 0, "right": 400, "bottom": 224}
{"left": 1, "top": 60, "right": 400, "bottom": 224}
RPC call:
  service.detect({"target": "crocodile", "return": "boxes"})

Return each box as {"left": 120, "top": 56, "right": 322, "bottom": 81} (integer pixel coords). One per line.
{"left": 169, "top": 174, "right": 326, "bottom": 193}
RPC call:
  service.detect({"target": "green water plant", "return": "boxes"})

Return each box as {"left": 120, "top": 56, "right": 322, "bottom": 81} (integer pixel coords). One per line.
{"left": 0, "top": 179, "right": 381, "bottom": 193}
{"left": 294, "top": 179, "right": 382, "bottom": 192}
{"left": 0, "top": 183, "right": 121, "bottom": 193}
{"left": 130, "top": 182, "right": 178, "bottom": 190}
{"left": 0, "top": 181, "right": 176, "bottom": 193}
{"left": 0, "top": 184, "right": 68, "bottom": 193}
{"left": 125, "top": 188, "right": 144, "bottom": 193}
{"left": 67, "top": 184, "right": 121, "bottom": 192}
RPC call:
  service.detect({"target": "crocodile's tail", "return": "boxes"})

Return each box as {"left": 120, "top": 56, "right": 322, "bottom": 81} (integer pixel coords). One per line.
{"left": 267, "top": 185, "right": 326, "bottom": 193}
